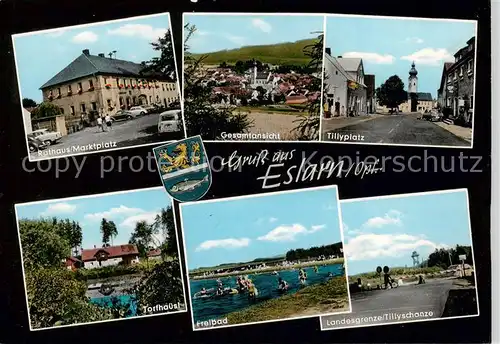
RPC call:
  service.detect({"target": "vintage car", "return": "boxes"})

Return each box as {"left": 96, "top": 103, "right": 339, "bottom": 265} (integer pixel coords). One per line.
{"left": 422, "top": 109, "right": 443, "bottom": 122}
{"left": 128, "top": 106, "right": 148, "bottom": 117}
{"left": 111, "top": 110, "right": 135, "bottom": 121}
{"left": 158, "top": 110, "right": 182, "bottom": 134}
{"left": 31, "top": 128, "right": 62, "bottom": 146}
{"left": 27, "top": 133, "right": 47, "bottom": 152}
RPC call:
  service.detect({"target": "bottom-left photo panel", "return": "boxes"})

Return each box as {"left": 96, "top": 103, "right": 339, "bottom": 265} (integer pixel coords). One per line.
{"left": 14, "top": 187, "right": 187, "bottom": 331}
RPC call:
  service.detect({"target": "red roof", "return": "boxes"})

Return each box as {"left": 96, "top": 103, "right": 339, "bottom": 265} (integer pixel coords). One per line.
{"left": 81, "top": 244, "right": 139, "bottom": 261}
{"left": 147, "top": 249, "right": 162, "bottom": 257}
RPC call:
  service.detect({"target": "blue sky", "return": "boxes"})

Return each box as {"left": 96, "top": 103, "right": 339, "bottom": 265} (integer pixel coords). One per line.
{"left": 185, "top": 14, "right": 324, "bottom": 54}
{"left": 13, "top": 13, "right": 172, "bottom": 103}
{"left": 341, "top": 190, "right": 473, "bottom": 275}
{"left": 180, "top": 187, "right": 342, "bottom": 270}
{"left": 326, "top": 16, "right": 477, "bottom": 98}
{"left": 15, "top": 187, "right": 172, "bottom": 250}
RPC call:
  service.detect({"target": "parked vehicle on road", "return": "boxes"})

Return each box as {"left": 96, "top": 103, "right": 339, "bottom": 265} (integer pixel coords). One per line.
{"left": 158, "top": 110, "right": 182, "bottom": 134}
{"left": 31, "top": 128, "right": 62, "bottom": 146}
{"left": 27, "top": 133, "right": 47, "bottom": 152}
{"left": 128, "top": 106, "right": 147, "bottom": 116}
{"left": 422, "top": 109, "right": 443, "bottom": 122}
{"left": 111, "top": 110, "right": 135, "bottom": 121}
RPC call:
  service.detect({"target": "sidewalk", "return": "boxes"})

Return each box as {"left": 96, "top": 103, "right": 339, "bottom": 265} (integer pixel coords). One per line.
{"left": 434, "top": 121, "right": 472, "bottom": 143}
{"left": 321, "top": 114, "right": 384, "bottom": 132}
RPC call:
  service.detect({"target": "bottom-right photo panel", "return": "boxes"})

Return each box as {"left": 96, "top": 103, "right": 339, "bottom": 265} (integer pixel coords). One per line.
{"left": 321, "top": 189, "right": 479, "bottom": 330}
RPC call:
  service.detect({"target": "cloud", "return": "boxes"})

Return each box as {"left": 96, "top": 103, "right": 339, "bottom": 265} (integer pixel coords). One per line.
{"left": 269, "top": 217, "right": 278, "bottom": 223}
{"left": 401, "top": 48, "right": 454, "bottom": 66}
{"left": 40, "top": 202, "right": 76, "bottom": 216}
{"left": 196, "top": 238, "right": 251, "bottom": 252}
{"left": 71, "top": 31, "right": 98, "bottom": 44}
{"left": 345, "top": 233, "right": 447, "bottom": 261}
{"left": 119, "top": 211, "right": 158, "bottom": 229}
{"left": 257, "top": 223, "right": 325, "bottom": 242}
{"left": 405, "top": 37, "right": 424, "bottom": 44}
{"left": 362, "top": 210, "right": 402, "bottom": 228}
{"left": 108, "top": 24, "right": 167, "bottom": 41}
{"left": 84, "top": 205, "right": 146, "bottom": 221}
{"left": 251, "top": 18, "right": 272, "bottom": 33}
{"left": 342, "top": 52, "right": 395, "bottom": 64}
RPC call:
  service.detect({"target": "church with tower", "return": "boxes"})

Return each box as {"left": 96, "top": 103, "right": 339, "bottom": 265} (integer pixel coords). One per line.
{"left": 378, "top": 62, "right": 436, "bottom": 113}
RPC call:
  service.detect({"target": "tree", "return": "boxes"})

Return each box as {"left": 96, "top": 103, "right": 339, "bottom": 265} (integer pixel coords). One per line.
{"left": 129, "top": 220, "right": 159, "bottom": 266}
{"left": 22, "top": 98, "right": 37, "bottom": 108}
{"left": 30, "top": 102, "right": 62, "bottom": 120}
{"left": 140, "top": 29, "right": 176, "bottom": 80}
{"left": 132, "top": 260, "right": 185, "bottom": 315}
{"left": 19, "top": 219, "right": 71, "bottom": 269}
{"left": 152, "top": 207, "right": 178, "bottom": 259}
{"left": 55, "top": 219, "right": 82, "bottom": 257}
{"left": 376, "top": 75, "right": 407, "bottom": 111}
{"left": 183, "top": 23, "right": 253, "bottom": 139}
{"left": 293, "top": 32, "right": 324, "bottom": 140}
{"left": 100, "top": 218, "right": 118, "bottom": 246}
{"left": 234, "top": 60, "right": 245, "bottom": 74}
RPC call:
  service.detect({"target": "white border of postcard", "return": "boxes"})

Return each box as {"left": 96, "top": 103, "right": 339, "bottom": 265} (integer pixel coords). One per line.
{"left": 318, "top": 14, "right": 478, "bottom": 149}
{"left": 181, "top": 12, "right": 327, "bottom": 143}
{"left": 178, "top": 185, "right": 352, "bottom": 331}
{"left": 12, "top": 12, "right": 187, "bottom": 162}
{"left": 319, "top": 188, "right": 480, "bottom": 331}
{"left": 14, "top": 186, "right": 188, "bottom": 331}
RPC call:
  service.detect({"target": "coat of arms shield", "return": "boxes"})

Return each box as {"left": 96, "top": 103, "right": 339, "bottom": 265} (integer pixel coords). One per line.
{"left": 153, "top": 136, "right": 211, "bottom": 202}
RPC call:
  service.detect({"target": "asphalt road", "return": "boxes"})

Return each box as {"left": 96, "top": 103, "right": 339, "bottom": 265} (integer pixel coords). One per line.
{"left": 322, "top": 113, "right": 470, "bottom": 147}
{"left": 321, "top": 279, "right": 455, "bottom": 330}
{"left": 29, "top": 113, "right": 183, "bottom": 160}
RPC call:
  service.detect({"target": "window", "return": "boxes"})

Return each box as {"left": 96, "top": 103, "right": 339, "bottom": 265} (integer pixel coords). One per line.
{"left": 335, "top": 70, "right": 338, "bottom": 75}
{"left": 91, "top": 102, "right": 97, "bottom": 111}
{"left": 119, "top": 97, "right": 123, "bottom": 106}
{"left": 60, "top": 107, "right": 64, "bottom": 114}
{"left": 164, "top": 98, "right": 167, "bottom": 107}
{"left": 70, "top": 106, "right": 75, "bottom": 115}
{"left": 80, "top": 103, "right": 86, "bottom": 113}
{"left": 89, "top": 79, "right": 94, "bottom": 87}
{"left": 132, "top": 96, "right": 137, "bottom": 105}
{"left": 107, "top": 99, "right": 112, "bottom": 107}
{"left": 460, "top": 66, "right": 463, "bottom": 77}
{"left": 149, "top": 96, "right": 152, "bottom": 104}
{"left": 57, "top": 87, "right": 61, "bottom": 96}
{"left": 162, "top": 84, "right": 165, "bottom": 91}
{"left": 129, "top": 79, "right": 133, "bottom": 86}
{"left": 78, "top": 82, "right": 82, "bottom": 90}
{"left": 468, "top": 60, "right": 473, "bottom": 72}
{"left": 104, "top": 77, "right": 107, "bottom": 85}
{"left": 68, "top": 85, "right": 72, "bottom": 93}
{"left": 116, "top": 78, "right": 120, "bottom": 86}
{"left": 454, "top": 71, "right": 457, "bottom": 80}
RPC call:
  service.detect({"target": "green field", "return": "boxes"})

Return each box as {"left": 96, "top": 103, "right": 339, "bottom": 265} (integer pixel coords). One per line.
{"left": 190, "top": 38, "right": 318, "bottom": 66}
{"left": 225, "top": 276, "right": 349, "bottom": 324}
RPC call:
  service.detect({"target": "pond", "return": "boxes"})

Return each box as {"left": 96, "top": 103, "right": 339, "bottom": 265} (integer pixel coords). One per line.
{"left": 190, "top": 263, "right": 344, "bottom": 322}
{"left": 90, "top": 294, "right": 138, "bottom": 317}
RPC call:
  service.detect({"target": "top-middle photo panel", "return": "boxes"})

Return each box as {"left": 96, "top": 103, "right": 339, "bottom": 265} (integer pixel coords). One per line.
{"left": 182, "top": 13, "right": 325, "bottom": 142}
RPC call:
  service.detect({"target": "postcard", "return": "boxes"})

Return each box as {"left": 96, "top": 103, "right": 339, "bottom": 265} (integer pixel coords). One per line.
{"left": 320, "top": 189, "right": 479, "bottom": 330}
{"left": 12, "top": 12, "right": 185, "bottom": 161}
{"left": 14, "top": 187, "right": 187, "bottom": 330}
{"left": 179, "top": 185, "right": 351, "bottom": 330}
{"left": 182, "top": 13, "right": 325, "bottom": 142}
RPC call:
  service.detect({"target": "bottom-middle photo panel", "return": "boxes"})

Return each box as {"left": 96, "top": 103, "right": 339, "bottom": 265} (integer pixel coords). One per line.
{"left": 179, "top": 185, "right": 351, "bottom": 330}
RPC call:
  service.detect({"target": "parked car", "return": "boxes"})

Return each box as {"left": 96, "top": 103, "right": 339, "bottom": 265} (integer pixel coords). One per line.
{"left": 27, "top": 133, "right": 47, "bottom": 152}
{"left": 142, "top": 105, "right": 157, "bottom": 114}
{"left": 31, "top": 128, "right": 62, "bottom": 146}
{"left": 111, "top": 110, "right": 135, "bottom": 121}
{"left": 128, "top": 106, "right": 148, "bottom": 117}
{"left": 158, "top": 110, "right": 182, "bottom": 134}
{"left": 422, "top": 109, "right": 442, "bottom": 122}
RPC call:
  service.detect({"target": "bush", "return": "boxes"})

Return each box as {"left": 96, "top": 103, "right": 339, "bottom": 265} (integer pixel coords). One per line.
{"left": 75, "top": 264, "right": 143, "bottom": 281}
{"left": 26, "top": 268, "right": 112, "bottom": 329}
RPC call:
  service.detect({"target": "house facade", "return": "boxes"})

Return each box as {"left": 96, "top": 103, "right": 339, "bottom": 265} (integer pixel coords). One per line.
{"left": 40, "top": 49, "right": 180, "bottom": 134}
{"left": 323, "top": 49, "right": 367, "bottom": 117}
{"left": 437, "top": 37, "right": 475, "bottom": 126}
{"left": 81, "top": 244, "right": 140, "bottom": 269}
{"left": 399, "top": 92, "right": 436, "bottom": 113}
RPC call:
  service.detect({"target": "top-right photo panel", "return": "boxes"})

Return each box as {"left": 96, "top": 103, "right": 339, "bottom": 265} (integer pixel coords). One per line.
{"left": 321, "top": 15, "right": 477, "bottom": 148}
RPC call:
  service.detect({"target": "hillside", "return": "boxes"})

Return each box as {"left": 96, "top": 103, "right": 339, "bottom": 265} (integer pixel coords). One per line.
{"left": 190, "top": 38, "right": 318, "bottom": 66}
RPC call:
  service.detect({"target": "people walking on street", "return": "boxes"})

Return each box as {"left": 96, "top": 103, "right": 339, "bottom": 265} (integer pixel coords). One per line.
{"left": 105, "top": 114, "right": 112, "bottom": 131}
{"left": 96, "top": 116, "right": 104, "bottom": 132}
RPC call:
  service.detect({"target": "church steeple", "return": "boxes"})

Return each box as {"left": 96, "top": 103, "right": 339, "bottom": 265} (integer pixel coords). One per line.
{"left": 409, "top": 61, "right": 418, "bottom": 76}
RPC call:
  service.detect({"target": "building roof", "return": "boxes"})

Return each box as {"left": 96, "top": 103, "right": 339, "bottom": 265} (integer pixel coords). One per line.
{"left": 40, "top": 49, "right": 162, "bottom": 89}
{"left": 409, "top": 92, "right": 433, "bottom": 101}
{"left": 336, "top": 57, "right": 362, "bottom": 72}
{"left": 147, "top": 249, "right": 162, "bottom": 257}
{"left": 81, "top": 244, "right": 139, "bottom": 261}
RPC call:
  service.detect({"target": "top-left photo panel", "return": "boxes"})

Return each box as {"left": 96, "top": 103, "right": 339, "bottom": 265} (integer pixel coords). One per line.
{"left": 12, "top": 12, "right": 185, "bottom": 162}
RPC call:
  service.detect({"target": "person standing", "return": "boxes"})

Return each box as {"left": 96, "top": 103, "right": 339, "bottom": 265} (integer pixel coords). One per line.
{"left": 105, "top": 113, "right": 112, "bottom": 131}
{"left": 96, "top": 116, "right": 104, "bottom": 132}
